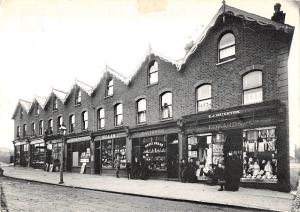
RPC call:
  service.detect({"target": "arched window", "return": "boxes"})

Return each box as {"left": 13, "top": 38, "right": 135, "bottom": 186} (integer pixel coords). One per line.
{"left": 161, "top": 92, "right": 172, "bottom": 119}
{"left": 17, "top": 126, "right": 20, "bottom": 137}
{"left": 57, "top": 116, "right": 63, "bottom": 132}
{"left": 53, "top": 96, "right": 58, "bottom": 111}
{"left": 31, "top": 122, "right": 36, "bottom": 136}
{"left": 196, "top": 84, "right": 212, "bottom": 112}
{"left": 35, "top": 104, "right": 39, "bottom": 115}
{"left": 38, "top": 121, "right": 43, "bottom": 135}
{"left": 48, "top": 119, "right": 53, "bottom": 134}
{"left": 137, "top": 99, "right": 146, "bottom": 124}
{"left": 114, "top": 103, "right": 123, "bottom": 126}
{"left": 23, "top": 124, "right": 27, "bottom": 136}
{"left": 243, "top": 71, "right": 263, "bottom": 105}
{"left": 20, "top": 108, "right": 23, "bottom": 119}
{"left": 75, "top": 89, "right": 81, "bottom": 105}
{"left": 69, "top": 115, "right": 75, "bottom": 133}
{"left": 97, "top": 108, "right": 105, "bottom": 129}
{"left": 107, "top": 79, "right": 114, "bottom": 96}
{"left": 219, "top": 33, "right": 235, "bottom": 62}
{"left": 148, "top": 61, "right": 158, "bottom": 85}
{"left": 82, "top": 111, "right": 88, "bottom": 130}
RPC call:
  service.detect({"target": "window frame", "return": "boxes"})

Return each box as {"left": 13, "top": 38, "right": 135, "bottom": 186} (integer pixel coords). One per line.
{"left": 53, "top": 96, "right": 58, "bottom": 111}
{"left": 218, "top": 32, "right": 236, "bottom": 63}
{"left": 148, "top": 61, "right": 158, "bottom": 85}
{"left": 23, "top": 124, "right": 27, "bottom": 137}
{"left": 114, "top": 103, "right": 123, "bottom": 126}
{"left": 48, "top": 119, "right": 53, "bottom": 135}
{"left": 160, "top": 92, "right": 173, "bottom": 119}
{"left": 17, "top": 126, "right": 20, "bottom": 137}
{"left": 20, "top": 108, "right": 23, "bottom": 119}
{"left": 97, "top": 108, "right": 105, "bottom": 129}
{"left": 82, "top": 111, "right": 88, "bottom": 131}
{"left": 31, "top": 122, "right": 36, "bottom": 136}
{"left": 35, "top": 104, "right": 40, "bottom": 116}
{"left": 137, "top": 98, "right": 146, "bottom": 124}
{"left": 38, "top": 120, "right": 43, "bottom": 135}
{"left": 196, "top": 84, "right": 212, "bottom": 112}
{"left": 106, "top": 78, "right": 114, "bottom": 97}
{"left": 75, "top": 89, "right": 82, "bottom": 105}
{"left": 69, "top": 115, "right": 75, "bottom": 133}
{"left": 242, "top": 71, "right": 263, "bottom": 105}
{"left": 57, "top": 116, "right": 63, "bottom": 132}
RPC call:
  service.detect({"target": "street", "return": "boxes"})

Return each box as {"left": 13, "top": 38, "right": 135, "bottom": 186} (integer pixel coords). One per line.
{"left": 0, "top": 177, "right": 261, "bottom": 212}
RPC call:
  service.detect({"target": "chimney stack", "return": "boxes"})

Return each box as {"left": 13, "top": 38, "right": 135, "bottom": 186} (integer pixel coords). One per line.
{"left": 271, "top": 3, "right": 286, "bottom": 24}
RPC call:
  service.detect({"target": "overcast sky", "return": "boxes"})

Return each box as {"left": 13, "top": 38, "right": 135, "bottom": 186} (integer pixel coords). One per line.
{"left": 0, "top": 0, "right": 299, "bottom": 153}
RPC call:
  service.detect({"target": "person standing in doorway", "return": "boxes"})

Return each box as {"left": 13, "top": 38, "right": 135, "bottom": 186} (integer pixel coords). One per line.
{"left": 215, "top": 160, "right": 225, "bottom": 191}
{"left": 179, "top": 159, "right": 187, "bottom": 182}
{"left": 114, "top": 154, "right": 121, "bottom": 178}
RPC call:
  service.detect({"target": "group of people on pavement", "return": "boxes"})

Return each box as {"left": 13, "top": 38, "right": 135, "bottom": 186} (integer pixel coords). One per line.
{"left": 179, "top": 156, "right": 241, "bottom": 192}
{"left": 114, "top": 156, "right": 149, "bottom": 180}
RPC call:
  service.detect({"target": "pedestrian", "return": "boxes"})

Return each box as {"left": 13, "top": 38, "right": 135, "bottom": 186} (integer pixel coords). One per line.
{"left": 126, "top": 160, "right": 131, "bottom": 180}
{"left": 114, "top": 154, "right": 121, "bottom": 178}
{"left": 179, "top": 159, "right": 186, "bottom": 182}
{"left": 131, "top": 157, "right": 139, "bottom": 179}
{"left": 215, "top": 160, "right": 225, "bottom": 191}
{"left": 187, "top": 158, "right": 197, "bottom": 183}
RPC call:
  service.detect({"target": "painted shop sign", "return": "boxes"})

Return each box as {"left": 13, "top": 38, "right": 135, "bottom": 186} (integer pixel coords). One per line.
{"left": 15, "top": 141, "right": 27, "bottom": 146}
{"left": 30, "top": 139, "right": 44, "bottom": 145}
{"left": 132, "top": 128, "right": 178, "bottom": 138}
{"left": 95, "top": 132, "right": 126, "bottom": 141}
{"left": 208, "top": 110, "right": 240, "bottom": 119}
{"left": 67, "top": 136, "right": 90, "bottom": 144}
{"left": 208, "top": 120, "right": 260, "bottom": 130}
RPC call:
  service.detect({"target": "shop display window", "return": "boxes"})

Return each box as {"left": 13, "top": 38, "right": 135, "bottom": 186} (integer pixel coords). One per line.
{"left": 242, "top": 126, "right": 277, "bottom": 182}
{"left": 15, "top": 146, "right": 21, "bottom": 165}
{"left": 113, "top": 138, "right": 126, "bottom": 169}
{"left": 142, "top": 135, "right": 167, "bottom": 171}
{"left": 52, "top": 143, "right": 62, "bottom": 161}
{"left": 70, "top": 141, "right": 90, "bottom": 167}
{"left": 101, "top": 140, "right": 113, "bottom": 168}
{"left": 31, "top": 143, "right": 45, "bottom": 168}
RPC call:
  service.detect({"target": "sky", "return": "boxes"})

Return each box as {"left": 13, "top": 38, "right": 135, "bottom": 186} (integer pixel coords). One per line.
{"left": 0, "top": 0, "right": 299, "bottom": 154}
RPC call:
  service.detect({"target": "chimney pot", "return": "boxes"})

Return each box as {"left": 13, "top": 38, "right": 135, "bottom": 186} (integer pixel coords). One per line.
{"left": 271, "top": 3, "right": 286, "bottom": 24}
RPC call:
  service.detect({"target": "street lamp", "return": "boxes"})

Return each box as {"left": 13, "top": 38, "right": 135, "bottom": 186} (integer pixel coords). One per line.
{"left": 59, "top": 124, "right": 67, "bottom": 184}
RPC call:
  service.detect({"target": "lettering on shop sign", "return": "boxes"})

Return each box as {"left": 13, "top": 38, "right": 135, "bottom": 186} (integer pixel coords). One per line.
{"left": 67, "top": 136, "right": 90, "bottom": 144}
{"left": 208, "top": 110, "right": 240, "bottom": 119}
{"left": 132, "top": 129, "right": 165, "bottom": 138}
{"left": 98, "top": 132, "right": 126, "bottom": 140}
{"left": 208, "top": 120, "right": 259, "bottom": 130}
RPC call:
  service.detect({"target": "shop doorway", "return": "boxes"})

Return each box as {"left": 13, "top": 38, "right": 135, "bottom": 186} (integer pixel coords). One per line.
{"left": 94, "top": 141, "right": 100, "bottom": 174}
{"left": 167, "top": 137, "right": 179, "bottom": 179}
{"left": 66, "top": 143, "right": 72, "bottom": 172}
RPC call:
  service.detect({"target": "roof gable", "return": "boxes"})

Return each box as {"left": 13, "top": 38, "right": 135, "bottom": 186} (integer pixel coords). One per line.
{"left": 64, "top": 79, "right": 94, "bottom": 104}
{"left": 12, "top": 99, "right": 31, "bottom": 119}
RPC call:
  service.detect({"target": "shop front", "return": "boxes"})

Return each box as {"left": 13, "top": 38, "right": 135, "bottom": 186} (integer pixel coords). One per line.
{"left": 45, "top": 139, "right": 62, "bottom": 172}
{"left": 30, "top": 138, "right": 46, "bottom": 169}
{"left": 130, "top": 124, "right": 180, "bottom": 180}
{"left": 14, "top": 140, "right": 29, "bottom": 167}
{"left": 66, "top": 135, "right": 91, "bottom": 173}
{"left": 182, "top": 100, "right": 287, "bottom": 191}
{"left": 94, "top": 132, "right": 127, "bottom": 176}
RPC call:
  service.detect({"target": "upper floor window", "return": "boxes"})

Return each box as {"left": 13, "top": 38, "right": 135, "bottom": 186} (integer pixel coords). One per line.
{"left": 38, "top": 121, "right": 43, "bottom": 135}
{"left": 148, "top": 61, "right": 158, "bottom": 85}
{"left": 17, "top": 126, "right": 20, "bottom": 137}
{"left": 243, "top": 71, "right": 263, "bottom": 105}
{"left": 196, "top": 84, "right": 212, "bottom": 112}
{"left": 107, "top": 79, "right": 113, "bottom": 96}
{"left": 219, "top": 33, "right": 235, "bottom": 62}
{"left": 137, "top": 99, "right": 146, "bottom": 124}
{"left": 23, "top": 124, "right": 27, "bottom": 136}
{"left": 69, "top": 115, "right": 75, "bottom": 133}
{"left": 35, "top": 104, "right": 40, "bottom": 115}
{"left": 114, "top": 103, "right": 123, "bottom": 126}
{"left": 57, "top": 116, "right": 63, "bottom": 132}
{"left": 161, "top": 92, "right": 172, "bottom": 119}
{"left": 53, "top": 96, "right": 58, "bottom": 111}
{"left": 75, "top": 89, "right": 81, "bottom": 105}
{"left": 48, "top": 119, "right": 53, "bottom": 134}
{"left": 20, "top": 108, "right": 23, "bottom": 119}
{"left": 97, "top": 108, "right": 105, "bottom": 129}
{"left": 82, "top": 111, "right": 88, "bottom": 130}
{"left": 32, "top": 122, "right": 36, "bottom": 136}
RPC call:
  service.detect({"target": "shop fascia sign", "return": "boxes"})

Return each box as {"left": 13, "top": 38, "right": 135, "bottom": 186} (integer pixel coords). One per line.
{"left": 208, "top": 110, "right": 240, "bottom": 119}
{"left": 96, "top": 132, "right": 127, "bottom": 140}
{"left": 208, "top": 120, "right": 260, "bottom": 130}
{"left": 67, "top": 136, "right": 90, "bottom": 144}
{"left": 132, "top": 129, "right": 166, "bottom": 138}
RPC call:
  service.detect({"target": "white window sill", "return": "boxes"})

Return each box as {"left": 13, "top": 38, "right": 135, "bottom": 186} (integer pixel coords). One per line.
{"left": 216, "top": 58, "right": 236, "bottom": 66}
{"left": 146, "top": 82, "right": 158, "bottom": 88}
{"left": 104, "top": 95, "right": 113, "bottom": 99}
{"left": 160, "top": 118, "right": 173, "bottom": 122}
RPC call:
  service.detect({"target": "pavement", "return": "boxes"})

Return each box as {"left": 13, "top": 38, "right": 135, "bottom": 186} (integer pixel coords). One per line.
{"left": 1, "top": 166, "right": 296, "bottom": 212}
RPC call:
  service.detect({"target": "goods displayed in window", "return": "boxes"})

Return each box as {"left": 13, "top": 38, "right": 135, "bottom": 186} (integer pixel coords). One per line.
{"left": 114, "top": 138, "right": 126, "bottom": 169}
{"left": 101, "top": 140, "right": 113, "bottom": 168}
{"left": 142, "top": 136, "right": 167, "bottom": 171}
{"left": 242, "top": 127, "right": 277, "bottom": 182}
{"left": 70, "top": 141, "right": 90, "bottom": 167}
{"left": 31, "top": 143, "right": 45, "bottom": 169}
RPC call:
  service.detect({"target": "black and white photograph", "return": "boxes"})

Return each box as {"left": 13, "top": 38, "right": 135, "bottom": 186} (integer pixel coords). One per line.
{"left": 0, "top": 0, "right": 299, "bottom": 211}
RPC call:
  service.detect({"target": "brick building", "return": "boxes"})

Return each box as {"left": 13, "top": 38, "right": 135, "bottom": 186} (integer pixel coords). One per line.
{"left": 12, "top": 4, "right": 294, "bottom": 191}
